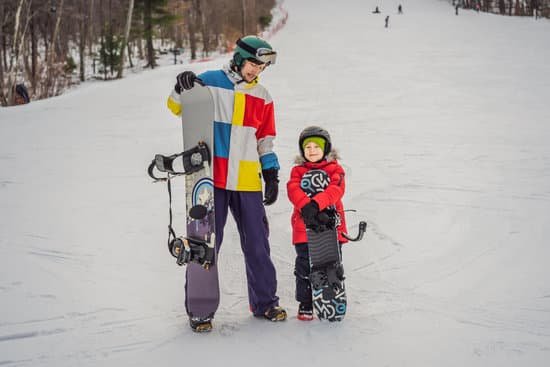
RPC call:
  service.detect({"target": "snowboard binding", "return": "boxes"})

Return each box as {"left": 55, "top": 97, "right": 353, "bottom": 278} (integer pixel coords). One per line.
{"left": 310, "top": 262, "right": 345, "bottom": 297}
{"left": 169, "top": 236, "right": 215, "bottom": 269}
{"left": 147, "top": 142, "right": 210, "bottom": 181}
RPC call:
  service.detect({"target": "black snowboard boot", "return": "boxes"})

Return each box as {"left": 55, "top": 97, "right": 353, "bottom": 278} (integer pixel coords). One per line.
{"left": 297, "top": 302, "right": 314, "bottom": 321}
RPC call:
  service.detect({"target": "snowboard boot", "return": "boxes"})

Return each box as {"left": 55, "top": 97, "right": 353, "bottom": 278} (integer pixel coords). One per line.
{"left": 297, "top": 302, "right": 314, "bottom": 321}
{"left": 262, "top": 306, "right": 287, "bottom": 322}
{"left": 189, "top": 316, "right": 213, "bottom": 333}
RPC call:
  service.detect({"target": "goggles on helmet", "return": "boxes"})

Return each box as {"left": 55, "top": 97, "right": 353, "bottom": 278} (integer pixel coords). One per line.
{"left": 254, "top": 48, "right": 277, "bottom": 65}
{"left": 236, "top": 38, "right": 277, "bottom": 65}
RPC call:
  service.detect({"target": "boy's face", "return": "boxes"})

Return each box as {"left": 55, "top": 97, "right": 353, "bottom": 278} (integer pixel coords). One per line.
{"left": 304, "top": 142, "right": 324, "bottom": 163}
{"left": 240, "top": 60, "right": 265, "bottom": 83}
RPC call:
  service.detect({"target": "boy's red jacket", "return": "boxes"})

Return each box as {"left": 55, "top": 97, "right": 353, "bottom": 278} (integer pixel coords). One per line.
{"left": 287, "top": 158, "right": 348, "bottom": 245}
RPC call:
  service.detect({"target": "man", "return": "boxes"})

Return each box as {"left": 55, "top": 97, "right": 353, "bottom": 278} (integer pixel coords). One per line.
{"left": 13, "top": 84, "right": 30, "bottom": 105}
{"left": 167, "top": 36, "right": 286, "bottom": 332}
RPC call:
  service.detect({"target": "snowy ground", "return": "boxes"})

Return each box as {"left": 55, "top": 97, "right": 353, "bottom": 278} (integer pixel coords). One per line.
{"left": 1, "top": 0, "right": 550, "bottom": 366}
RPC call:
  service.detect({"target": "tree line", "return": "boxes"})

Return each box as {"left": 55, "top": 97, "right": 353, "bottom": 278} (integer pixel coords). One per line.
{"left": 0, "top": 0, "right": 276, "bottom": 106}
{"left": 454, "top": 0, "right": 550, "bottom": 17}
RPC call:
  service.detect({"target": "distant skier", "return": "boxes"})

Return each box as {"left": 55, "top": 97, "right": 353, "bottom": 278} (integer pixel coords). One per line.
{"left": 287, "top": 126, "right": 348, "bottom": 321}
{"left": 12, "top": 84, "right": 30, "bottom": 105}
{"left": 385, "top": 15, "right": 390, "bottom": 28}
{"left": 373, "top": 6, "right": 381, "bottom": 14}
{"left": 398, "top": 4, "right": 403, "bottom": 14}
{"left": 455, "top": 3, "right": 460, "bottom": 15}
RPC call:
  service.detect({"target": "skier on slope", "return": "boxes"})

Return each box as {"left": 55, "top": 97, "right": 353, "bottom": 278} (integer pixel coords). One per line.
{"left": 286, "top": 126, "right": 349, "bottom": 320}
{"left": 166, "top": 35, "right": 287, "bottom": 332}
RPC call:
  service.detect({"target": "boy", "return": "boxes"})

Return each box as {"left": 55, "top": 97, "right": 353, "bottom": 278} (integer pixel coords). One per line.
{"left": 286, "top": 126, "right": 348, "bottom": 320}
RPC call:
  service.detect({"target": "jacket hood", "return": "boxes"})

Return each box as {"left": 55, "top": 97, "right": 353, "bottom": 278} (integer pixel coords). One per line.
{"left": 294, "top": 148, "right": 341, "bottom": 165}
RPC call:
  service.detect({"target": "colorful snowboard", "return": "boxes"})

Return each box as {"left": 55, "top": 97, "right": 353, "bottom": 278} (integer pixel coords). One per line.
{"left": 301, "top": 169, "right": 347, "bottom": 322}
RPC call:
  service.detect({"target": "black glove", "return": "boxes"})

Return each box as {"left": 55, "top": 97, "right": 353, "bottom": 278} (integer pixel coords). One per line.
{"left": 300, "top": 201, "right": 321, "bottom": 227}
{"left": 175, "top": 71, "right": 200, "bottom": 93}
{"left": 262, "top": 169, "right": 279, "bottom": 206}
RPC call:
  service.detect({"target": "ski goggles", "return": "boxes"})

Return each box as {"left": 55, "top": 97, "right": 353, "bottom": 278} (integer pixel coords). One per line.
{"left": 237, "top": 38, "right": 277, "bottom": 65}
{"left": 254, "top": 48, "right": 277, "bottom": 65}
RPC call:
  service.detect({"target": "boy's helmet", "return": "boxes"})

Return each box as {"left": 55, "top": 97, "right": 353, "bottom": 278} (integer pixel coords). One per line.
{"left": 299, "top": 126, "right": 332, "bottom": 158}
{"left": 233, "top": 36, "right": 277, "bottom": 69}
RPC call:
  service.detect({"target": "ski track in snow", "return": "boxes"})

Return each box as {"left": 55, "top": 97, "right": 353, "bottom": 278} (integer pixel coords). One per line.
{"left": 1, "top": 0, "right": 550, "bottom": 366}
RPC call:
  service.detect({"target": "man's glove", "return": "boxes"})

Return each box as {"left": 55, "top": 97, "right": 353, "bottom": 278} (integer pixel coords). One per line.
{"left": 175, "top": 71, "right": 200, "bottom": 93}
{"left": 300, "top": 201, "right": 321, "bottom": 227}
{"left": 262, "top": 169, "right": 279, "bottom": 206}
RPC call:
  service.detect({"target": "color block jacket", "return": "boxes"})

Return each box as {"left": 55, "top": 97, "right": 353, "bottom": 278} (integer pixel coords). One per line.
{"left": 167, "top": 64, "right": 280, "bottom": 192}
{"left": 287, "top": 152, "right": 348, "bottom": 245}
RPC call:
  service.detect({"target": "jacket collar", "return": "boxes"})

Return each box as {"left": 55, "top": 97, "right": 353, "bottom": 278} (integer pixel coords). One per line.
{"left": 294, "top": 149, "right": 340, "bottom": 166}
{"left": 223, "top": 63, "right": 259, "bottom": 88}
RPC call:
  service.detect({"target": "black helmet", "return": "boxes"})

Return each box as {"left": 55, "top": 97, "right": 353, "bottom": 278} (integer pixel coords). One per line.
{"left": 298, "top": 126, "right": 332, "bottom": 158}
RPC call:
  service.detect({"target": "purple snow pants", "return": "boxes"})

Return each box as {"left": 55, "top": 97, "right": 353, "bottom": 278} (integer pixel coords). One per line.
{"left": 185, "top": 188, "right": 279, "bottom": 318}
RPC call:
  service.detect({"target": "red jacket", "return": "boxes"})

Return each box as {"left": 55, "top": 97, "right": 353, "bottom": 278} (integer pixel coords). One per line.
{"left": 287, "top": 158, "right": 348, "bottom": 245}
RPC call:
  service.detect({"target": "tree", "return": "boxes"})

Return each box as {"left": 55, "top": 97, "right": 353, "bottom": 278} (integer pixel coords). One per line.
{"left": 117, "top": 0, "right": 135, "bottom": 78}
{"left": 1, "top": 0, "right": 279, "bottom": 105}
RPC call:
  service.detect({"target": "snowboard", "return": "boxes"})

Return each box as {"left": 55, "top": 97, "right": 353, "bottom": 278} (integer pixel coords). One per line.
{"left": 178, "top": 85, "right": 220, "bottom": 320}
{"left": 300, "top": 169, "right": 347, "bottom": 322}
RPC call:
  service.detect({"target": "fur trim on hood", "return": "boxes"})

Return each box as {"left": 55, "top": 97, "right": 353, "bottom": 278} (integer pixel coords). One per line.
{"left": 294, "top": 148, "right": 341, "bottom": 164}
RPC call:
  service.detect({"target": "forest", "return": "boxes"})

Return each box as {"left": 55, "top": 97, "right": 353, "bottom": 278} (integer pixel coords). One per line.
{"left": 0, "top": 0, "right": 276, "bottom": 105}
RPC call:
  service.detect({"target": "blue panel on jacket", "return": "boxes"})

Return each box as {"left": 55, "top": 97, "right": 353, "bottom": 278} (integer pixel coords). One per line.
{"left": 213, "top": 121, "right": 231, "bottom": 158}
{"left": 199, "top": 70, "right": 234, "bottom": 90}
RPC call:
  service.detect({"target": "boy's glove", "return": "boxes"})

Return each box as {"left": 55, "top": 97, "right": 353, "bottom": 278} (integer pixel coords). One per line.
{"left": 175, "top": 71, "right": 200, "bottom": 93}
{"left": 262, "top": 169, "right": 279, "bottom": 206}
{"left": 301, "top": 201, "right": 321, "bottom": 227}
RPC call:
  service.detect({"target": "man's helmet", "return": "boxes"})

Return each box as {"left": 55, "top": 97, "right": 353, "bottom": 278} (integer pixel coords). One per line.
{"left": 299, "top": 126, "right": 332, "bottom": 158}
{"left": 233, "top": 35, "right": 277, "bottom": 69}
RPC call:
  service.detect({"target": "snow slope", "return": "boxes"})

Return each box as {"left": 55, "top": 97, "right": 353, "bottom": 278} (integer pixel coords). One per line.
{"left": 1, "top": 0, "right": 550, "bottom": 366}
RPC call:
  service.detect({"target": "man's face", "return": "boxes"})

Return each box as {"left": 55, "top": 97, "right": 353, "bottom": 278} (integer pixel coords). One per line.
{"left": 240, "top": 60, "right": 266, "bottom": 83}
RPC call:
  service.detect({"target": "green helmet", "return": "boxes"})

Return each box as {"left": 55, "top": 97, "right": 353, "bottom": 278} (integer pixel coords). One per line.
{"left": 233, "top": 36, "right": 277, "bottom": 69}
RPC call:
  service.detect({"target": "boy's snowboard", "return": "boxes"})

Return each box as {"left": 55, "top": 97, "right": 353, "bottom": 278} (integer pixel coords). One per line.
{"left": 178, "top": 85, "right": 219, "bottom": 320}
{"left": 301, "top": 169, "right": 346, "bottom": 322}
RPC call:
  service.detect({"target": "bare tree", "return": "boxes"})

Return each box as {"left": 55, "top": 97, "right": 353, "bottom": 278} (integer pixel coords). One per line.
{"left": 5, "top": 0, "right": 25, "bottom": 105}
{"left": 1, "top": 0, "right": 279, "bottom": 105}
{"left": 117, "top": 0, "right": 135, "bottom": 77}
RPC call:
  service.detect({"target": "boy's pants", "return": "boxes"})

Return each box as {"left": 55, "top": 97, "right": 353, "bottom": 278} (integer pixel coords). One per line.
{"left": 294, "top": 243, "right": 312, "bottom": 304}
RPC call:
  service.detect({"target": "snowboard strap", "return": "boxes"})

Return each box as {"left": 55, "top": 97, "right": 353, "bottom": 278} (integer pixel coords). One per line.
{"left": 341, "top": 220, "right": 367, "bottom": 242}
{"left": 166, "top": 173, "right": 178, "bottom": 252}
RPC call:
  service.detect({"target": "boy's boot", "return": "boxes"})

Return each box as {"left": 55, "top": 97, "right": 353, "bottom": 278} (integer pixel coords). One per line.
{"left": 297, "top": 302, "right": 314, "bottom": 321}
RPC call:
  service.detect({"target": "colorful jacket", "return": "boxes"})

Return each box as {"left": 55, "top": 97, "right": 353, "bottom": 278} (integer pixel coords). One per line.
{"left": 167, "top": 65, "right": 280, "bottom": 192}
{"left": 287, "top": 152, "right": 348, "bottom": 245}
